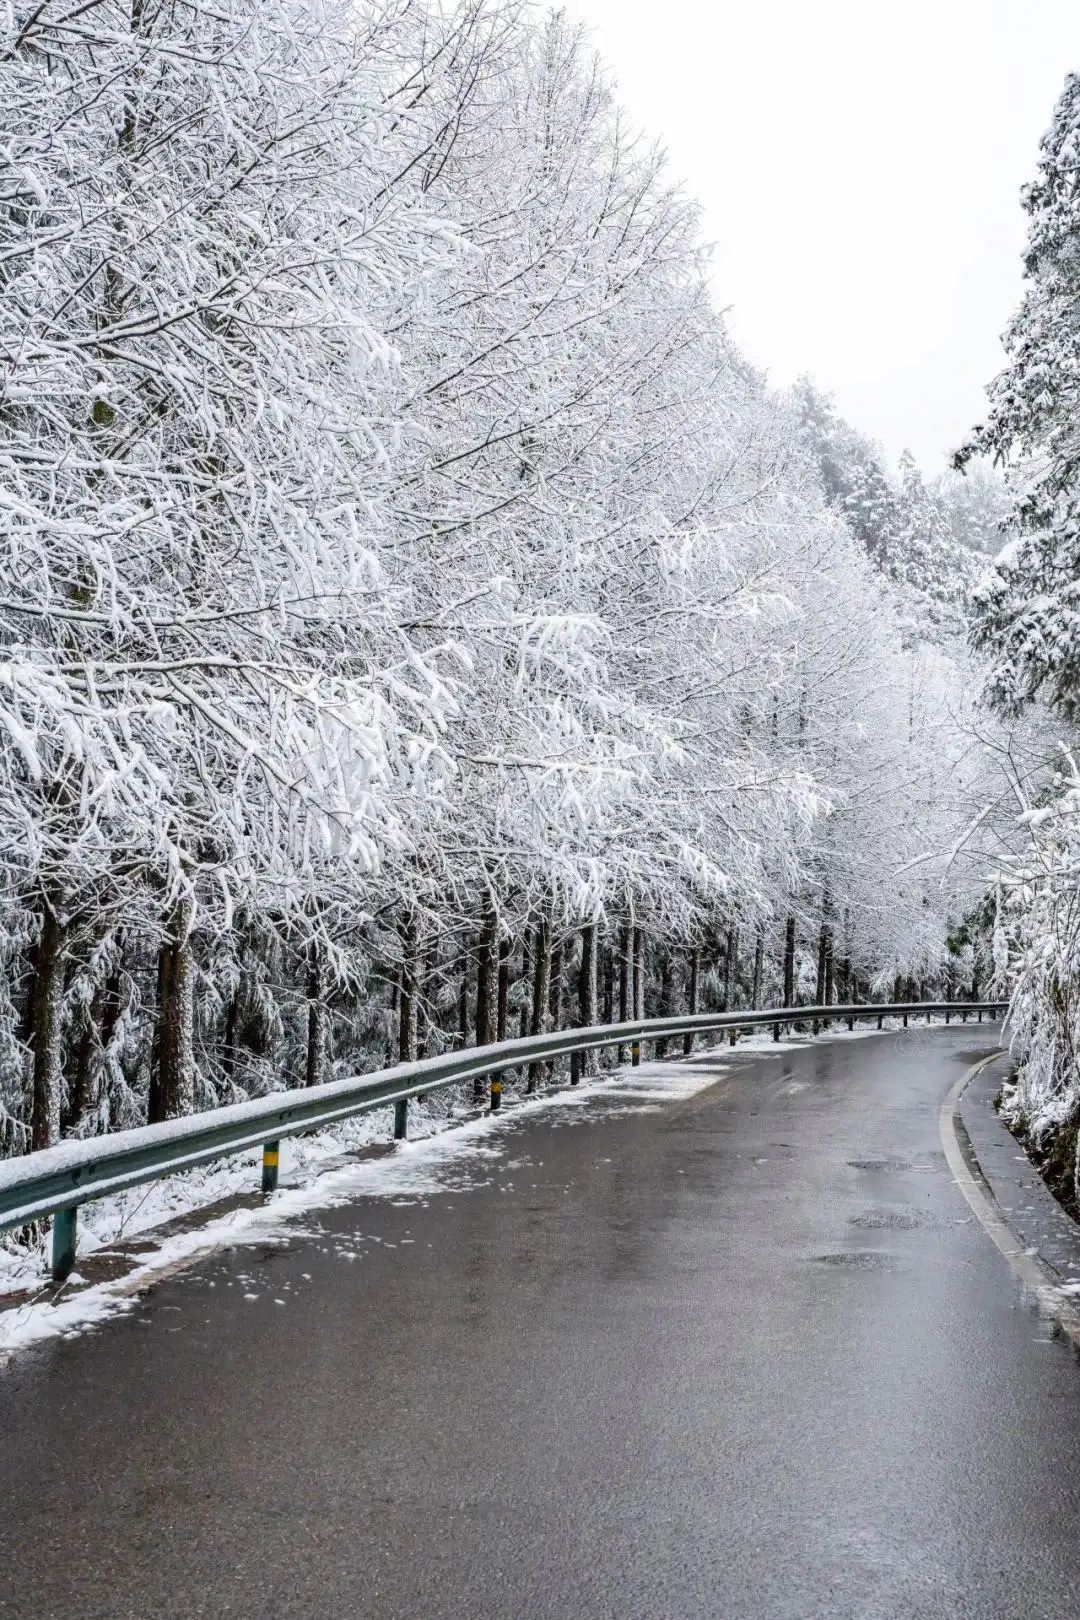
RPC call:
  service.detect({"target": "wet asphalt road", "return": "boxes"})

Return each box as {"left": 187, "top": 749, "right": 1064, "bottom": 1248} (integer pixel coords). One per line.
{"left": 3, "top": 1025, "right": 1080, "bottom": 1619}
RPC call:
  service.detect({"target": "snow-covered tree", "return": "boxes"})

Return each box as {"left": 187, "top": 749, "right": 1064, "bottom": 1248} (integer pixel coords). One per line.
{"left": 0, "top": 0, "right": 985, "bottom": 1183}
{"left": 795, "top": 379, "right": 979, "bottom": 643}
{"left": 959, "top": 72, "right": 1080, "bottom": 718}
{"left": 954, "top": 70, "right": 1080, "bottom": 1193}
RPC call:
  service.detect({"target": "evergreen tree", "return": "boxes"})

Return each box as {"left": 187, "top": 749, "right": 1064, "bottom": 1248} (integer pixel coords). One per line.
{"left": 794, "top": 379, "right": 978, "bottom": 642}
{"left": 958, "top": 72, "right": 1080, "bottom": 719}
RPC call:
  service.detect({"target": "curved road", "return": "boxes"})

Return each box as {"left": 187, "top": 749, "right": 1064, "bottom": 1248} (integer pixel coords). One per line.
{"left": 3, "top": 1025, "right": 1080, "bottom": 1619}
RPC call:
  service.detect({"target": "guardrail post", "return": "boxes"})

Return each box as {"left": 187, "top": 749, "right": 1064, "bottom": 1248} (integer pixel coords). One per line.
{"left": 683, "top": 1031, "right": 693, "bottom": 1056}
{"left": 490, "top": 1074, "right": 502, "bottom": 1112}
{"left": 978, "top": 1009, "right": 982, "bottom": 1023}
{"left": 728, "top": 1029, "right": 737, "bottom": 1047}
{"left": 51, "top": 1207, "right": 77, "bottom": 1282}
{"left": 631, "top": 1039, "right": 641, "bottom": 1068}
{"left": 393, "top": 1098, "right": 408, "bottom": 1140}
{"left": 903, "top": 1011, "right": 908, "bottom": 1028}
{"left": 877, "top": 1014, "right": 883, "bottom": 1030}
{"left": 570, "top": 1050, "right": 581, "bottom": 1086}
{"left": 773, "top": 1021, "right": 780, "bottom": 1043}
{"left": 261, "top": 1142, "right": 280, "bottom": 1194}
{"left": 847, "top": 1015, "right": 854, "bottom": 1032}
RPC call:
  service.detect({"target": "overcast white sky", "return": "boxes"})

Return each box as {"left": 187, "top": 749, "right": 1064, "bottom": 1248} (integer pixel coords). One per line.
{"left": 563, "top": 0, "right": 1080, "bottom": 473}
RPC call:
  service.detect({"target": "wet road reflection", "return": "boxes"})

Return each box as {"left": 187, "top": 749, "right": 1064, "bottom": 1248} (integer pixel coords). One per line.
{"left": 3, "top": 1027, "right": 1079, "bottom": 1620}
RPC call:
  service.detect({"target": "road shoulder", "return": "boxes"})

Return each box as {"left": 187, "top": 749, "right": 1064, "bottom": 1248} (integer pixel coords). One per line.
{"left": 946, "top": 1051, "right": 1080, "bottom": 1348}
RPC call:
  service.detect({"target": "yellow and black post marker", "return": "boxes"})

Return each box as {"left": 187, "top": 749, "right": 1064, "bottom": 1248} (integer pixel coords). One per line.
{"left": 394, "top": 1097, "right": 409, "bottom": 1140}
{"left": 631, "top": 1039, "right": 641, "bottom": 1068}
{"left": 490, "top": 1074, "right": 502, "bottom": 1113}
{"left": 261, "top": 1140, "right": 280, "bottom": 1195}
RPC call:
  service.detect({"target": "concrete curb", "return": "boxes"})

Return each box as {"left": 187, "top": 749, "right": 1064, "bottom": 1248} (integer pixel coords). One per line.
{"left": 941, "top": 1052, "right": 1080, "bottom": 1351}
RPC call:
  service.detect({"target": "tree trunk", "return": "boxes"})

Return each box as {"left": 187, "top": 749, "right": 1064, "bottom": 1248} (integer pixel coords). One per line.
{"left": 656, "top": 950, "right": 672, "bottom": 1056}
{"left": 222, "top": 988, "right": 241, "bottom": 1082}
{"left": 815, "top": 916, "right": 829, "bottom": 1006}
{"left": 306, "top": 942, "right": 329, "bottom": 1086}
{"left": 783, "top": 916, "right": 796, "bottom": 1007}
{"left": 578, "top": 923, "right": 597, "bottom": 1026}
{"left": 687, "top": 948, "right": 699, "bottom": 1015}
{"left": 30, "top": 890, "right": 67, "bottom": 1151}
{"left": 632, "top": 928, "right": 644, "bottom": 1020}
{"left": 496, "top": 935, "right": 510, "bottom": 1043}
{"left": 617, "top": 924, "right": 630, "bottom": 1064}
{"left": 68, "top": 968, "right": 115, "bottom": 1132}
{"left": 475, "top": 902, "right": 496, "bottom": 1048}
{"left": 546, "top": 934, "right": 564, "bottom": 1082}
{"left": 518, "top": 930, "right": 530, "bottom": 1043}
{"left": 682, "top": 946, "right": 700, "bottom": 1057}
{"left": 69, "top": 987, "right": 103, "bottom": 1129}
{"left": 527, "top": 915, "right": 552, "bottom": 1092}
{"left": 18, "top": 934, "right": 39, "bottom": 1053}
{"left": 418, "top": 933, "right": 439, "bottom": 1059}
{"left": 474, "top": 902, "right": 496, "bottom": 1102}
{"left": 397, "top": 917, "right": 418, "bottom": 1067}
{"left": 724, "top": 927, "right": 738, "bottom": 1011}
{"left": 840, "top": 908, "right": 852, "bottom": 1004}
{"left": 88, "top": 963, "right": 124, "bottom": 1132}
{"left": 150, "top": 895, "right": 195, "bottom": 1124}
{"left": 602, "top": 936, "right": 615, "bottom": 1024}
{"left": 457, "top": 938, "right": 470, "bottom": 1049}
{"left": 549, "top": 937, "right": 563, "bottom": 1030}
{"left": 751, "top": 929, "right": 765, "bottom": 1010}
{"left": 578, "top": 922, "right": 598, "bottom": 1074}
{"left": 386, "top": 972, "right": 399, "bottom": 1065}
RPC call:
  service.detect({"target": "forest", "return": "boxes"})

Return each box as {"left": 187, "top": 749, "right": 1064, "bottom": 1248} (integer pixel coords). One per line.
{"left": 0, "top": 0, "right": 1075, "bottom": 1205}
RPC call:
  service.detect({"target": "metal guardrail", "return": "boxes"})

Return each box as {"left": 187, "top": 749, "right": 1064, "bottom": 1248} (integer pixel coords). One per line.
{"left": 0, "top": 1000, "right": 1005, "bottom": 1279}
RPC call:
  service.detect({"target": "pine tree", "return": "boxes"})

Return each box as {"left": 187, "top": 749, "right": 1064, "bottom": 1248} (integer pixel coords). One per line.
{"left": 794, "top": 380, "right": 977, "bottom": 642}
{"left": 958, "top": 72, "right": 1080, "bottom": 717}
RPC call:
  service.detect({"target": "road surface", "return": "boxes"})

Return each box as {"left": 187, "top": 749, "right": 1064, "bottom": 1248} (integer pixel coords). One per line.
{"left": 3, "top": 1025, "right": 1080, "bottom": 1619}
